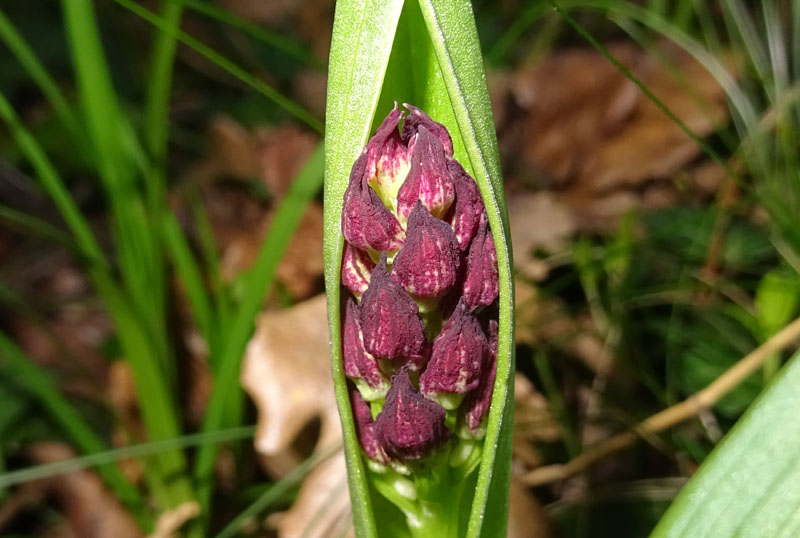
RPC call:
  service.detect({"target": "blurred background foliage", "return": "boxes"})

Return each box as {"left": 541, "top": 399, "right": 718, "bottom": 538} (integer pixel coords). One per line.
{"left": 0, "top": 0, "right": 799, "bottom": 537}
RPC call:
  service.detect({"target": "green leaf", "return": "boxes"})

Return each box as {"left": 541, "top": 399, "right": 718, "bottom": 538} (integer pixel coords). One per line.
{"left": 415, "top": 2, "right": 514, "bottom": 537}
{"left": 325, "top": 0, "right": 513, "bottom": 536}
{"left": 651, "top": 348, "right": 800, "bottom": 538}
{"left": 324, "top": 1, "right": 406, "bottom": 537}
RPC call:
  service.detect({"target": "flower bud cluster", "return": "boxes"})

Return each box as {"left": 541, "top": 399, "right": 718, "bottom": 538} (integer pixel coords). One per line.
{"left": 341, "top": 105, "right": 499, "bottom": 466}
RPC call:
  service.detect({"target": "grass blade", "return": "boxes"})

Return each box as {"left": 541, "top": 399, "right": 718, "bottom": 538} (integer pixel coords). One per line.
{"left": 194, "top": 143, "right": 325, "bottom": 517}
{"left": 213, "top": 444, "right": 341, "bottom": 538}
{"left": 414, "top": 2, "right": 515, "bottom": 536}
{"left": 179, "top": 0, "right": 323, "bottom": 69}
{"left": 0, "top": 8, "right": 83, "bottom": 142}
{"left": 114, "top": 0, "right": 323, "bottom": 133}
{"left": 0, "top": 331, "right": 145, "bottom": 519}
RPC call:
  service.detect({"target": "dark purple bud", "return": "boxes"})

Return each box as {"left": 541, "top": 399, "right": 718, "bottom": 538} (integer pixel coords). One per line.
{"left": 366, "top": 104, "right": 411, "bottom": 204}
{"left": 359, "top": 256, "right": 428, "bottom": 365}
{"left": 341, "top": 243, "right": 376, "bottom": 296}
{"left": 464, "top": 320, "right": 498, "bottom": 436}
{"left": 342, "top": 153, "right": 405, "bottom": 252}
{"left": 462, "top": 214, "right": 499, "bottom": 309}
{"left": 375, "top": 368, "right": 449, "bottom": 461}
{"left": 401, "top": 104, "right": 453, "bottom": 157}
{"left": 419, "top": 299, "right": 487, "bottom": 407}
{"left": 350, "top": 388, "right": 389, "bottom": 464}
{"left": 342, "top": 296, "right": 389, "bottom": 400}
{"left": 392, "top": 202, "right": 461, "bottom": 299}
{"left": 447, "top": 160, "right": 483, "bottom": 251}
{"left": 396, "top": 126, "right": 455, "bottom": 221}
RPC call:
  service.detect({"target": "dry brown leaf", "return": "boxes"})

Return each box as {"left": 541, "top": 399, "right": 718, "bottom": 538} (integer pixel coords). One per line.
{"left": 499, "top": 42, "right": 729, "bottom": 230}
{"left": 509, "top": 192, "right": 577, "bottom": 280}
{"left": 242, "top": 294, "right": 351, "bottom": 538}
{"left": 146, "top": 501, "right": 200, "bottom": 538}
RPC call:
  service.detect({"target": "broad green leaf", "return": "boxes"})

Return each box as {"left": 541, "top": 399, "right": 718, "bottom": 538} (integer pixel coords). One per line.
{"left": 326, "top": 0, "right": 513, "bottom": 536}
{"left": 651, "top": 348, "right": 800, "bottom": 538}
{"left": 324, "top": 1, "right": 405, "bottom": 537}
{"left": 415, "top": 2, "right": 514, "bottom": 537}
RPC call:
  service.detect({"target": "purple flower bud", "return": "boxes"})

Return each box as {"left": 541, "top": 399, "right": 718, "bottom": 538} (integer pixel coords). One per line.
{"left": 396, "top": 126, "right": 455, "bottom": 221}
{"left": 342, "top": 153, "right": 405, "bottom": 252}
{"left": 366, "top": 104, "right": 411, "bottom": 204}
{"left": 342, "top": 296, "right": 389, "bottom": 400}
{"left": 359, "top": 256, "right": 428, "bottom": 366}
{"left": 392, "top": 202, "right": 461, "bottom": 299}
{"left": 419, "top": 299, "right": 487, "bottom": 407}
{"left": 401, "top": 104, "right": 453, "bottom": 157}
{"left": 350, "top": 388, "right": 389, "bottom": 464}
{"left": 464, "top": 320, "right": 498, "bottom": 436}
{"left": 462, "top": 214, "right": 499, "bottom": 309}
{"left": 446, "top": 160, "right": 483, "bottom": 251}
{"left": 375, "top": 368, "right": 449, "bottom": 461}
{"left": 341, "top": 243, "right": 376, "bottom": 296}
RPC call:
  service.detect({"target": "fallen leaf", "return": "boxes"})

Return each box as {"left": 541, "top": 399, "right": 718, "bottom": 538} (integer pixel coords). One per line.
{"left": 497, "top": 42, "right": 730, "bottom": 229}
{"left": 241, "top": 294, "right": 339, "bottom": 467}
{"left": 509, "top": 192, "right": 577, "bottom": 280}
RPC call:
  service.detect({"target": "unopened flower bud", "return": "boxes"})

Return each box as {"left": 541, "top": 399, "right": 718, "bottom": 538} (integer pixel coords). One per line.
{"left": 463, "top": 320, "right": 497, "bottom": 436}
{"left": 359, "top": 256, "right": 428, "bottom": 366}
{"left": 342, "top": 153, "right": 405, "bottom": 252}
{"left": 350, "top": 388, "right": 389, "bottom": 464}
{"left": 343, "top": 296, "right": 389, "bottom": 400}
{"left": 447, "top": 160, "right": 483, "bottom": 251}
{"left": 341, "top": 243, "right": 376, "bottom": 296}
{"left": 397, "top": 126, "right": 455, "bottom": 221}
{"left": 419, "top": 299, "right": 487, "bottom": 408}
{"left": 366, "top": 104, "right": 411, "bottom": 205}
{"left": 401, "top": 104, "right": 453, "bottom": 157}
{"left": 462, "top": 214, "right": 499, "bottom": 309}
{"left": 375, "top": 368, "right": 449, "bottom": 461}
{"left": 392, "top": 202, "right": 460, "bottom": 299}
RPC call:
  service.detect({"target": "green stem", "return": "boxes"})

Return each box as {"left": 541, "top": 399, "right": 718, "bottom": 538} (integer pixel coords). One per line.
{"left": 410, "top": 476, "right": 465, "bottom": 538}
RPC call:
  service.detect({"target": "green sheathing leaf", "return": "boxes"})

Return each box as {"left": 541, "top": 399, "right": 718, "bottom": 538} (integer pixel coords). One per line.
{"left": 415, "top": 2, "right": 515, "bottom": 538}
{"left": 324, "top": 1, "right": 405, "bottom": 537}
{"left": 651, "top": 349, "right": 800, "bottom": 538}
{"left": 376, "top": 0, "right": 469, "bottom": 169}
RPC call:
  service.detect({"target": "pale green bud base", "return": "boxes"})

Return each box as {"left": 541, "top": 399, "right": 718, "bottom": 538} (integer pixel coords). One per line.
{"left": 368, "top": 436, "right": 483, "bottom": 537}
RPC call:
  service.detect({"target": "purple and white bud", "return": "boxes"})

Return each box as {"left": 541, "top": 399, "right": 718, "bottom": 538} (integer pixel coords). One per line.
{"left": 359, "top": 256, "right": 428, "bottom": 367}
{"left": 342, "top": 296, "right": 389, "bottom": 400}
{"left": 341, "top": 243, "right": 376, "bottom": 297}
{"left": 342, "top": 153, "right": 405, "bottom": 253}
{"left": 392, "top": 202, "right": 461, "bottom": 300}
{"left": 463, "top": 320, "right": 497, "bottom": 436}
{"left": 350, "top": 388, "right": 389, "bottom": 464}
{"left": 375, "top": 368, "right": 449, "bottom": 461}
{"left": 447, "top": 160, "right": 483, "bottom": 251}
{"left": 396, "top": 126, "right": 455, "bottom": 221}
{"left": 401, "top": 104, "right": 454, "bottom": 157}
{"left": 366, "top": 104, "right": 411, "bottom": 205}
{"left": 419, "top": 299, "right": 487, "bottom": 409}
{"left": 462, "top": 214, "right": 499, "bottom": 310}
